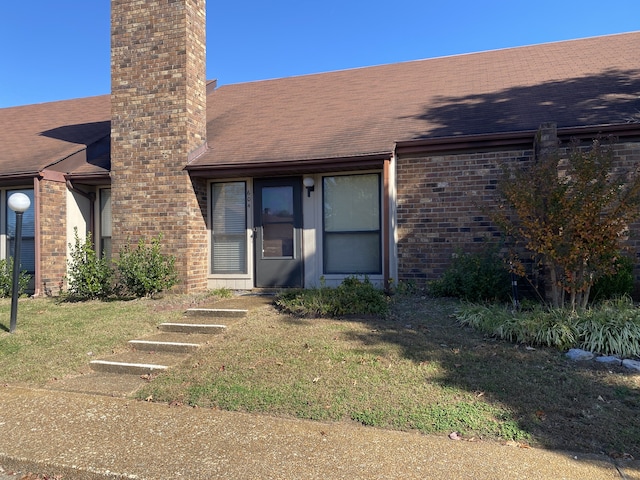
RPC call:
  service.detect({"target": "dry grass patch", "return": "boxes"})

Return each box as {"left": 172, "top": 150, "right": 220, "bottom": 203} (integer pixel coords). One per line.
{"left": 138, "top": 296, "right": 640, "bottom": 458}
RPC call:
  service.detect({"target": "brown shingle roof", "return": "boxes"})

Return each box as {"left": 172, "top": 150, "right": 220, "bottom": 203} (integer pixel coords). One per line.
{"left": 194, "top": 31, "right": 640, "bottom": 168}
{"left": 0, "top": 95, "right": 110, "bottom": 178}
{"left": 1, "top": 32, "right": 638, "bottom": 178}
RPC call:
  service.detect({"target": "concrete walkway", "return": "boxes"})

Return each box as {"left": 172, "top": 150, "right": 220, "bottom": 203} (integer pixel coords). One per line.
{"left": 0, "top": 386, "right": 638, "bottom": 480}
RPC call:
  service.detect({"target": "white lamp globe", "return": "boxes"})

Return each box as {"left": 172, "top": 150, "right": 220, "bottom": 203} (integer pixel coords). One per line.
{"left": 8, "top": 193, "right": 31, "bottom": 213}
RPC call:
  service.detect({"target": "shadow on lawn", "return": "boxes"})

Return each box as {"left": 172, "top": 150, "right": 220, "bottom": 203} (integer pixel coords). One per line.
{"left": 343, "top": 296, "right": 640, "bottom": 459}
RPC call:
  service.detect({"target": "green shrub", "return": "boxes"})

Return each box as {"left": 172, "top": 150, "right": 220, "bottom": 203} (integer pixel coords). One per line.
{"left": 590, "top": 255, "right": 634, "bottom": 302}
{"left": 0, "top": 257, "right": 31, "bottom": 298}
{"left": 115, "top": 235, "right": 178, "bottom": 298}
{"left": 456, "top": 298, "right": 640, "bottom": 356}
{"left": 429, "top": 246, "right": 511, "bottom": 302}
{"left": 65, "top": 229, "right": 113, "bottom": 300}
{"left": 577, "top": 297, "right": 640, "bottom": 357}
{"left": 276, "top": 276, "right": 389, "bottom": 318}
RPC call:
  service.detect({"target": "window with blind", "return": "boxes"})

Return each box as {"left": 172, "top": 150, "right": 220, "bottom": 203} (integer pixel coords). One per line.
{"left": 211, "top": 181, "right": 247, "bottom": 274}
{"left": 323, "top": 174, "right": 381, "bottom": 274}
{"left": 6, "top": 189, "right": 35, "bottom": 275}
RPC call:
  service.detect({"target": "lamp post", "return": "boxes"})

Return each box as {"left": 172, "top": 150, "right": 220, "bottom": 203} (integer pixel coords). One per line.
{"left": 8, "top": 193, "right": 31, "bottom": 334}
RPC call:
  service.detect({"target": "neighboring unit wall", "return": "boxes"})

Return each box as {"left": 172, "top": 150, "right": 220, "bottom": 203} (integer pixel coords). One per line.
{"left": 110, "top": 0, "right": 208, "bottom": 292}
{"left": 610, "top": 141, "right": 640, "bottom": 289}
{"left": 38, "top": 178, "right": 68, "bottom": 295}
{"left": 396, "top": 137, "right": 640, "bottom": 292}
{"left": 395, "top": 148, "right": 533, "bottom": 288}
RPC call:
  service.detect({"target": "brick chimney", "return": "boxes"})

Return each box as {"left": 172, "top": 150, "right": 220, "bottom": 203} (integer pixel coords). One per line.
{"left": 110, "top": 0, "right": 208, "bottom": 292}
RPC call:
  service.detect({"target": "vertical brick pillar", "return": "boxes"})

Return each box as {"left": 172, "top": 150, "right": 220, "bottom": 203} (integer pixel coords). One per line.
{"left": 110, "top": 0, "right": 208, "bottom": 292}
{"left": 38, "top": 178, "right": 68, "bottom": 295}
{"left": 534, "top": 122, "right": 558, "bottom": 160}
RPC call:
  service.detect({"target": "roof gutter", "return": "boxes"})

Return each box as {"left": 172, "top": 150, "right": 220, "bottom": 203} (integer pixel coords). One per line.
{"left": 395, "top": 123, "right": 640, "bottom": 155}
{"left": 186, "top": 153, "right": 391, "bottom": 178}
{"left": 0, "top": 171, "right": 42, "bottom": 187}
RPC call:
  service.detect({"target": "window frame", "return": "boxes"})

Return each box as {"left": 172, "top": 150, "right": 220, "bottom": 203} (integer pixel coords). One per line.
{"left": 210, "top": 180, "right": 250, "bottom": 275}
{"left": 321, "top": 173, "right": 382, "bottom": 275}
{"left": 4, "top": 188, "right": 36, "bottom": 276}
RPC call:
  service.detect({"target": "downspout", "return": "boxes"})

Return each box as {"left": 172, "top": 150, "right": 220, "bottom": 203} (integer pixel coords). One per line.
{"left": 66, "top": 180, "right": 96, "bottom": 246}
{"left": 383, "top": 157, "right": 390, "bottom": 289}
{"left": 33, "top": 177, "right": 41, "bottom": 297}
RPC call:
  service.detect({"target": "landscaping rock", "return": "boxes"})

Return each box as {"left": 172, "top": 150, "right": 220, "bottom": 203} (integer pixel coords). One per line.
{"left": 565, "top": 348, "right": 594, "bottom": 361}
{"left": 595, "top": 355, "right": 622, "bottom": 365}
{"left": 622, "top": 359, "right": 640, "bottom": 372}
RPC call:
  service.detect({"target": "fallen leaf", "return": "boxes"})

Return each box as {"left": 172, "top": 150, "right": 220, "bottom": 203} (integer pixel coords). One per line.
{"left": 610, "top": 452, "right": 634, "bottom": 460}
{"left": 505, "top": 440, "right": 530, "bottom": 448}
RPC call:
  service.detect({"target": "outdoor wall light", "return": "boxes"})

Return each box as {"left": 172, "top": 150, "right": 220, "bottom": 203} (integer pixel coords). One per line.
{"left": 303, "top": 177, "right": 315, "bottom": 197}
{"left": 8, "top": 192, "right": 31, "bottom": 334}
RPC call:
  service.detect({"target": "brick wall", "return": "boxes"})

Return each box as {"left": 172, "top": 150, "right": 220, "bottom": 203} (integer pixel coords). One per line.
{"left": 38, "top": 179, "right": 67, "bottom": 295}
{"left": 110, "top": 0, "right": 208, "bottom": 292}
{"left": 396, "top": 148, "right": 532, "bottom": 287}
{"left": 396, "top": 135, "right": 640, "bottom": 292}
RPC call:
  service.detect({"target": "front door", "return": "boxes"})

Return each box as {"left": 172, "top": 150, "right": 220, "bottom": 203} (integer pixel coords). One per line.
{"left": 254, "top": 177, "right": 303, "bottom": 288}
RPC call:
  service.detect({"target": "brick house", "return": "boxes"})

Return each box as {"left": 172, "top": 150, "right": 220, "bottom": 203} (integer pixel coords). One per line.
{"left": 0, "top": 0, "right": 638, "bottom": 296}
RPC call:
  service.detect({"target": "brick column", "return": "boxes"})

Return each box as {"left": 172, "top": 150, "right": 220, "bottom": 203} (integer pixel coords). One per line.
{"left": 37, "top": 178, "right": 68, "bottom": 295}
{"left": 534, "top": 122, "right": 558, "bottom": 159}
{"left": 110, "top": 0, "right": 208, "bottom": 292}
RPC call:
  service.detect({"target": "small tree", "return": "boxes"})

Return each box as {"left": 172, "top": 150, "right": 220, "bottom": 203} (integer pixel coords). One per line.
{"left": 493, "top": 137, "right": 640, "bottom": 310}
{"left": 65, "top": 229, "right": 113, "bottom": 300}
{"left": 115, "top": 235, "right": 178, "bottom": 298}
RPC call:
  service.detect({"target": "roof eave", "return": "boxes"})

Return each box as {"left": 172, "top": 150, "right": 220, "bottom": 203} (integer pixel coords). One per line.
{"left": 186, "top": 153, "right": 391, "bottom": 178}
{"left": 396, "top": 123, "right": 640, "bottom": 155}
{"left": 0, "top": 171, "right": 40, "bottom": 186}
{"left": 65, "top": 172, "right": 111, "bottom": 186}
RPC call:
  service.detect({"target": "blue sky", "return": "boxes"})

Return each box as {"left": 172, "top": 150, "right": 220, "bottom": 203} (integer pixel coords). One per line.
{"left": 0, "top": 0, "right": 638, "bottom": 108}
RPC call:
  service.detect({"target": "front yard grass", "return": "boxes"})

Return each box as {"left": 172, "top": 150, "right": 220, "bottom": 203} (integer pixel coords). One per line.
{"left": 0, "top": 295, "right": 201, "bottom": 384}
{"left": 1, "top": 294, "right": 639, "bottom": 458}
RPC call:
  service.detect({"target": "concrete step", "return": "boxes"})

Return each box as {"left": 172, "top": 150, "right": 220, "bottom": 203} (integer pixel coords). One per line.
{"left": 90, "top": 351, "right": 187, "bottom": 375}
{"left": 185, "top": 308, "right": 248, "bottom": 318}
{"left": 159, "top": 322, "right": 227, "bottom": 334}
{"left": 128, "top": 332, "right": 215, "bottom": 353}
{"left": 129, "top": 339, "right": 201, "bottom": 353}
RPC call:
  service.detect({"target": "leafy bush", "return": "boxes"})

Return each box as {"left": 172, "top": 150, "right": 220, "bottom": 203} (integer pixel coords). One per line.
{"left": 429, "top": 246, "right": 511, "bottom": 302}
{"left": 65, "top": 229, "right": 113, "bottom": 300}
{"left": 577, "top": 297, "right": 640, "bottom": 357}
{"left": 493, "top": 136, "right": 640, "bottom": 310}
{"left": 275, "top": 276, "right": 389, "bottom": 317}
{"left": 456, "top": 298, "right": 640, "bottom": 357}
{"left": 0, "top": 257, "right": 31, "bottom": 298}
{"left": 590, "top": 255, "right": 634, "bottom": 302}
{"left": 115, "top": 235, "right": 178, "bottom": 298}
